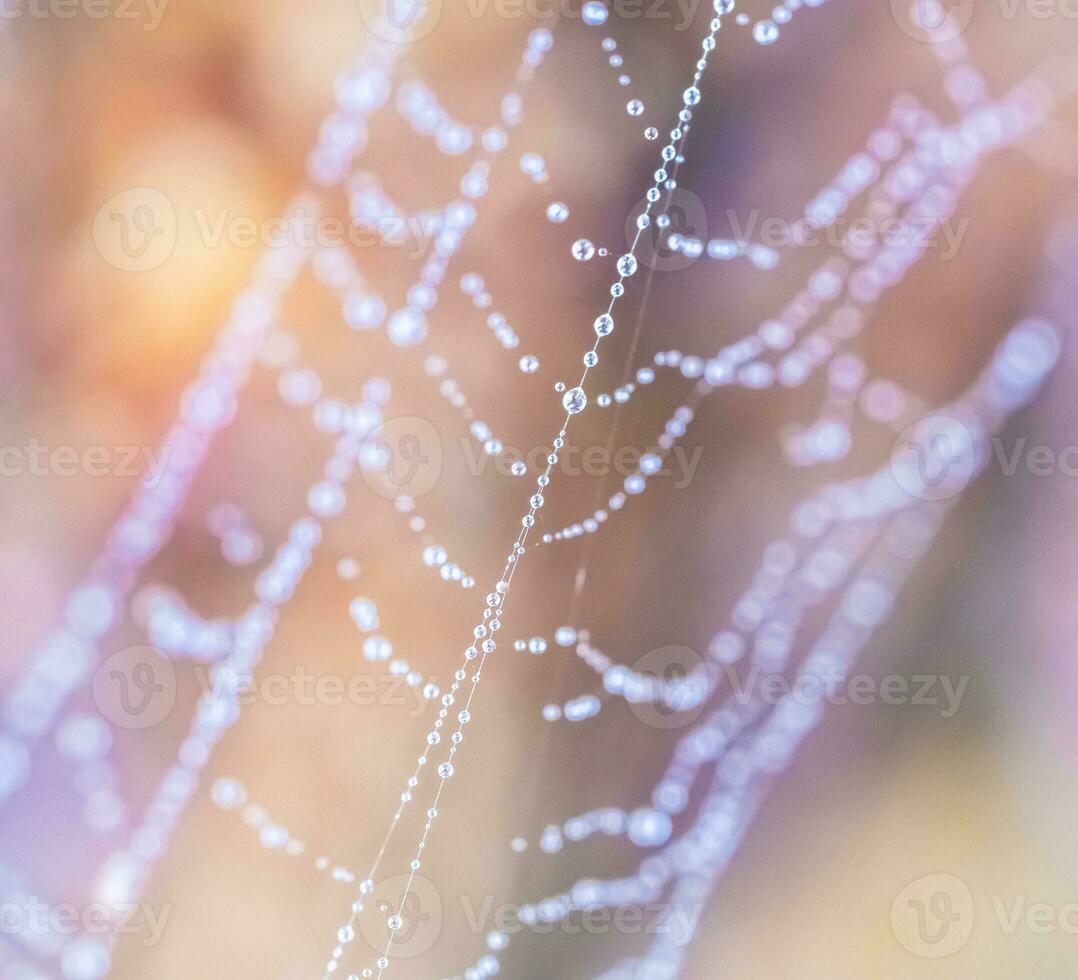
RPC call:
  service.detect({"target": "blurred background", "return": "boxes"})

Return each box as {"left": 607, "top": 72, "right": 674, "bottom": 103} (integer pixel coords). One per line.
{"left": 2, "top": 1, "right": 1078, "bottom": 977}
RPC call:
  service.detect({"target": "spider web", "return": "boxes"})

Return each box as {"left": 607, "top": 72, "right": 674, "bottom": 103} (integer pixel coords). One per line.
{"left": 1, "top": 2, "right": 1077, "bottom": 979}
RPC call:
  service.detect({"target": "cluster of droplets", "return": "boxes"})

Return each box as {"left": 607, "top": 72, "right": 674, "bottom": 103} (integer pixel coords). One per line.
{"left": 417, "top": 532, "right": 476, "bottom": 591}
{"left": 133, "top": 586, "right": 233, "bottom": 661}
{"left": 526, "top": 74, "right": 1059, "bottom": 553}
{"left": 541, "top": 405, "right": 694, "bottom": 544}
{"left": 325, "top": 6, "right": 748, "bottom": 979}
{"left": 733, "top": 0, "right": 834, "bottom": 48}
{"left": 669, "top": 233, "right": 780, "bottom": 270}
{"left": 0, "top": 25, "right": 567, "bottom": 978}
{"left": 453, "top": 307, "right": 1064, "bottom": 980}
{"left": 212, "top": 778, "right": 360, "bottom": 883}
{"left": 459, "top": 273, "right": 524, "bottom": 353}
{"left": 594, "top": 34, "right": 646, "bottom": 118}
{"left": 206, "top": 502, "right": 264, "bottom": 567}
{"left": 5, "top": 3, "right": 1077, "bottom": 980}
{"left": 53, "top": 713, "right": 125, "bottom": 839}
{"left": 22, "top": 228, "right": 345, "bottom": 970}
{"left": 307, "top": 28, "right": 571, "bottom": 980}
{"left": 0, "top": 198, "right": 311, "bottom": 822}
{"left": 396, "top": 80, "right": 476, "bottom": 155}
{"left": 341, "top": 29, "right": 556, "bottom": 357}
{"left": 444, "top": 27, "right": 1078, "bottom": 980}
{"left": 420, "top": 354, "right": 510, "bottom": 463}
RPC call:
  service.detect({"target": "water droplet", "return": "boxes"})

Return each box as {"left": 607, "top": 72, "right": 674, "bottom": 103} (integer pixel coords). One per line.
{"left": 546, "top": 201, "right": 569, "bottom": 223}
{"left": 572, "top": 238, "right": 595, "bottom": 261}
{"left": 582, "top": 1, "right": 609, "bottom": 25}
{"left": 594, "top": 313, "right": 614, "bottom": 336}
{"left": 753, "top": 20, "right": 779, "bottom": 44}
{"left": 336, "top": 557, "right": 360, "bottom": 580}
{"left": 520, "top": 151, "right": 548, "bottom": 182}
{"left": 627, "top": 807, "right": 673, "bottom": 847}
{"left": 349, "top": 597, "right": 379, "bottom": 632}
{"left": 562, "top": 387, "right": 587, "bottom": 414}
{"left": 387, "top": 306, "right": 427, "bottom": 347}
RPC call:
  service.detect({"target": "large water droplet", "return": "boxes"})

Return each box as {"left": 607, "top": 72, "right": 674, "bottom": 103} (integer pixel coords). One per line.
{"left": 582, "top": 1, "right": 609, "bottom": 25}
{"left": 572, "top": 238, "right": 596, "bottom": 261}
{"left": 546, "top": 201, "right": 569, "bottom": 223}
{"left": 387, "top": 306, "right": 427, "bottom": 346}
{"left": 753, "top": 20, "right": 779, "bottom": 44}
{"left": 562, "top": 387, "right": 587, "bottom": 414}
